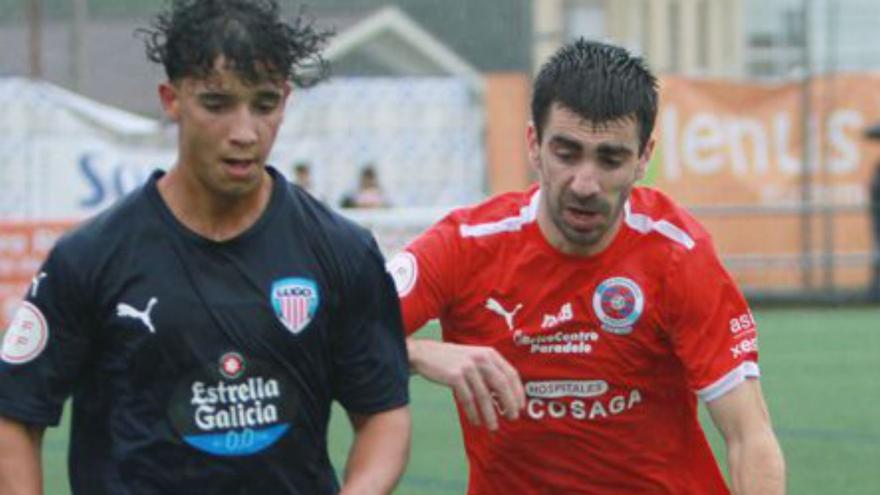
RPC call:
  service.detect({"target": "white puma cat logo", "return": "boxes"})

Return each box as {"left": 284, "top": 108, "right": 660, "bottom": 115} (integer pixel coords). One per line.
{"left": 30, "top": 272, "right": 47, "bottom": 298}
{"left": 116, "top": 297, "right": 158, "bottom": 333}
{"left": 485, "top": 297, "right": 523, "bottom": 331}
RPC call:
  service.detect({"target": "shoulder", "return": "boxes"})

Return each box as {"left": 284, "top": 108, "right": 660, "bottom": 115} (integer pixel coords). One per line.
{"left": 53, "top": 184, "right": 153, "bottom": 264}
{"left": 430, "top": 185, "right": 540, "bottom": 242}
{"left": 625, "top": 187, "right": 712, "bottom": 253}
{"left": 282, "top": 182, "right": 377, "bottom": 256}
{"left": 44, "top": 184, "right": 154, "bottom": 297}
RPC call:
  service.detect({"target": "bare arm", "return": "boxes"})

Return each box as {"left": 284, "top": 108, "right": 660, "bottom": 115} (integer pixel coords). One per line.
{"left": 407, "top": 338, "right": 525, "bottom": 431}
{"left": 0, "top": 415, "right": 44, "bottom": 495}
{"left": 707, "top": 379, "right": 786, "bottom": 495}
{"left": 339, "top": 406, "right": 411, "bottom": 495}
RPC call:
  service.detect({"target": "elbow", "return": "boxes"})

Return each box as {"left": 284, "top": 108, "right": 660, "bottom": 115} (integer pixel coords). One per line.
{"left": 728, "top": 430, "right": 786, "bottom": 495}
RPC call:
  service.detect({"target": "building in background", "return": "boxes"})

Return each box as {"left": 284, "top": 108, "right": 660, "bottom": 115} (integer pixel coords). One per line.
{"left": 0, "top": 0, "right": 530, "bottom": 116}
{"left": 532, "top": 0, "right": 880, "bottom": 79}
{"left": 533, "top": 0, "right": 746, "bottom": 77}
{"left": 0, "top": 3, "right": 499, "bottom": 208}
{"left": 744, "top": 0, "right": 880, "bottom": 79}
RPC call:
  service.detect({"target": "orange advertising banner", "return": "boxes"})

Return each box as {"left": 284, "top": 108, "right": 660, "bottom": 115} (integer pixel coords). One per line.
{"left": 653, "top": 75, "right": 880, "bottom": 205}
{"left": 1, "top": 222, "right": 75, "bottom": 328}
{"left": 649, "top": 75, "right": 880, "bottom": 291}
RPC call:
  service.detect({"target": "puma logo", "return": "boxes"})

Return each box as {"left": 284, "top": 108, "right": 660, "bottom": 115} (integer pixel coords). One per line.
{"left": 116, "top": 297, "right": 158, "bottom": 333}
{"left": 30, "top": 272, "right": 47, "bottom": 298}
{"left": 485, "top": 297, "right": 523, "bottom": 331}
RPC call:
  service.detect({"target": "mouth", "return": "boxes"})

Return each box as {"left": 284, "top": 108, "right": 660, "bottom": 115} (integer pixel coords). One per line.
{"left": 221, "top": 158, "right": 258, "bottom": 178}
{"left": 563, "top": 206, "right": 604, "bottom": 232}
{"left": 222, "top": 158, "right": 257, "bottom": 168}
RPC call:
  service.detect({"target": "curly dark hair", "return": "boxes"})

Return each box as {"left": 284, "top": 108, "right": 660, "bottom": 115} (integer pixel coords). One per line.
{"left": 532, "top": 39, "right": 658, "bottom": 153}
{"left": 140, "top": 0, "right": 332, "bottom": 87}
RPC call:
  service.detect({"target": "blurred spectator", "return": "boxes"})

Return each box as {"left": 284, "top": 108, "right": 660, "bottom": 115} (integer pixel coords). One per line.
{"left": 341, "top": 165, "right": 390, "bottom": 208}
{"left": 866, "top": 122, "right": 880, "bottom": 300}
{"left": 870, "top": 158, "right": 880, "bottom": 300}
{"left": 291, "top": 161, "right": 314, "bottom": 194}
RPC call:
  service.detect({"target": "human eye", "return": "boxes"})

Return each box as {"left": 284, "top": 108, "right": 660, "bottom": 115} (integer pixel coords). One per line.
{"left": 552, "top": 145, "right": 579, "bottom": 164}
{"left": 253, "top": 93, "right": 282, "bottom": 114}
{"left": 254, "top": 100, "right": 279, "bottom": 114}
{"left": 600, "top": 156, "right": 624, "bottom": 168}
{"left": 199, "top": 95, "right": 230, "bottom": 113}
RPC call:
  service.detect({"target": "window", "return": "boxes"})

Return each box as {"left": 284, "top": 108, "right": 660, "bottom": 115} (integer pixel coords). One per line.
{"left": 669, "top": 0, "right": 681, "bottom": 71}
{"left": 697, "top": 0, "right": 709, "bottom": 70}
{"left": 565, "top": 0, "right": 606, "bottom": 41}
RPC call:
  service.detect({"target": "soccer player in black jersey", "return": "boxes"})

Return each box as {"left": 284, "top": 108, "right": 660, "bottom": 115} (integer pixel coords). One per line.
{"left": 0, "top": 1, "right": 411, "bottom": 494}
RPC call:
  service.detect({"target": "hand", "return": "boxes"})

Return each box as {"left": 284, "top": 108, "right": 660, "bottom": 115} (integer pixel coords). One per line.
{"left": 408, "top": 339, "right": 525, "bottom": 430}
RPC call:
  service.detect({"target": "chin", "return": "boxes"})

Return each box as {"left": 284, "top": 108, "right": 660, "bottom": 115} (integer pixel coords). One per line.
{"left": 214, "top": 180, "right": 258, "bottom": 198}
{"left": 562, "top": 231, "right": 601, "bottom": 249}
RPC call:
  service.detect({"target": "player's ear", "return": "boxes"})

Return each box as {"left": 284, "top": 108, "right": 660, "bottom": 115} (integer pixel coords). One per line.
{"left": 635, "top": 137, "right": 655, "bottom": 181}
{"left": 158, "top": 82, "right": 180, "bottom": 122}
{"left": 526, "top": 122, "right": 541, "bottom": 172}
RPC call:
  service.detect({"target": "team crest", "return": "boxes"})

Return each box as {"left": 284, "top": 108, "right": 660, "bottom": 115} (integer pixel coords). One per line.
{"left": 386, "top": 252, "right": 418, "bottom": 297}
{"left": 219, "top": 351, "right": 246, "bottom": 380}
{"left": 592, "top": 277, "right": 644, "bottom": 335}
{"left": 270, "top": 277, "right": 319, "bottom": 335}
{"left": 1, "top": 302, "right": 49, "bottom": 364}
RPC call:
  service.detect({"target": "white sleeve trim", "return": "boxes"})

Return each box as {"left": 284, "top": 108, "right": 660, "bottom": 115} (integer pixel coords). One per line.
{"left": 623, "top": 202, "right": 696, "bottom": 250}
{"left": 697, "top": 361, "right": 761, "bottom": 402}
{"left": 459, "top": 189, "right": 540, "bottom": 238}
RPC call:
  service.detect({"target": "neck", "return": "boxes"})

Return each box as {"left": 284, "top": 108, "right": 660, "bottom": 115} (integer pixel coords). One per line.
{"left": 536, "top": 203, "right": 625, "bottom": 257}
{"left": 157, "top": 165, "right": 273, "bottom": 242}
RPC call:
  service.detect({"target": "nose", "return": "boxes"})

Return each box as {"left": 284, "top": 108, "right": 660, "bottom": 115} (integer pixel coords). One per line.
{"left": 569, "top": 162, "right": 601, "bottom": 198}
{"left": 228, "top": 107, "right": 258, "bottom": 148}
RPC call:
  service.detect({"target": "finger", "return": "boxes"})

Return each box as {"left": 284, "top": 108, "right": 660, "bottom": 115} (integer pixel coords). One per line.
{"left": 480, "top": 360, "right": 520, "bottom": 420}
{"left": 489, "top": 351, "right": 526, "bottom": 413}
{"left": 452, "top": 376, "right": 481, "bottom": 427}
{"left": 465, "top": 366, "right": 499, "bottom": 430}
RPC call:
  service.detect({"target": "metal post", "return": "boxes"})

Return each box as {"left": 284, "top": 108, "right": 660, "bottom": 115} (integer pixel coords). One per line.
{"left": 70, "top": 0, "right": 90, "bottom": 92}
{"left": 800, "top": 0, "right": 814, "bottom": 292}
{"left": 27, "top": 0, "right": 42, "bottom": 79}
{"left": 820, "top": 0, "right": 838, "bottom": 293}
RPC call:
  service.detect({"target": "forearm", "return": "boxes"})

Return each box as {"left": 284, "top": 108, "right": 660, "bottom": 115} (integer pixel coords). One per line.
{"left": 406, "top": 337, "right": 421, "bottom": 371}
{"left": 0, "top": 416, "right": 44, "bottom": 495}
{"left": 727, "top": 431, "right": 786, "bottom": 495}
{"left": 340, "top": 406, "right": 411, "bottom": 495}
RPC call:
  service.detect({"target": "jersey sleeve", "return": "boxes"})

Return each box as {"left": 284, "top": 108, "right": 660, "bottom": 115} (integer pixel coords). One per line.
{"left": 386, "top": 216, "right": 461, "bottom": 335}
{"left": 661, "top": 239, "right": 760, "bottom": 403}
{"left": 331, "top": 240, "right": 409, "bottom": 414}
{"left": 0, "top": 243, "right": 96, "bottom": 425}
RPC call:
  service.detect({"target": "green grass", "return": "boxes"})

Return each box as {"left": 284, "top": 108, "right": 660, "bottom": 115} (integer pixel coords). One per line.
{"left": 42, "top": 307, "right": 880, "bottom": 494}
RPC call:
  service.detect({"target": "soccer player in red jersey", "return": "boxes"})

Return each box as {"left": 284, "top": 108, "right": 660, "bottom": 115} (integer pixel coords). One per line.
{"left": 388, "top": 39, "right": 785, "bottom": 494}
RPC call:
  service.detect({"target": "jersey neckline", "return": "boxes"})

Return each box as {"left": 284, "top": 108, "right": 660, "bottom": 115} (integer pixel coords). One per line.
{"left": 524, "top": 197, "right": 631, "bottom": 266}
{"left": 144, "top": 165, "right": 286, "bottom": 247}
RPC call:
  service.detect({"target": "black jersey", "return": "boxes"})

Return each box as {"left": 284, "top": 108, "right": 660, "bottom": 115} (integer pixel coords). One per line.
{"left": 0, "top": 167, "right": 409, "bottom": 494}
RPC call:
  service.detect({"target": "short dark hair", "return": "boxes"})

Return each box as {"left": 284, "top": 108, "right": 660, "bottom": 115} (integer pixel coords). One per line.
{"left": 531, "top": 39, "right": 658, "bottom": 153}
{"left": 141, "top": 0, "right": 331, "bottom": 87}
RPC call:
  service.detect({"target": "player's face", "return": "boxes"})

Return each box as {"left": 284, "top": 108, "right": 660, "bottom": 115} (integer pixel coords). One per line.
{"left": 159, "top": 57, "right": 290, "bottom": 199}
{"left": 528, "top": 104, "right": 654, "bottom": 256}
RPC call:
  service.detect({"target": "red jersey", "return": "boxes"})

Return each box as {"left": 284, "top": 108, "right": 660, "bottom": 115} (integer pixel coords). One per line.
{"left": 389, "top": 185, "right": 760, "bottom": 494}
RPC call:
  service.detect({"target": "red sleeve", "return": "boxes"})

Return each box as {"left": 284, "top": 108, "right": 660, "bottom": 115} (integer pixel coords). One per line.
{"left": 661, "top": 237, "right": 760, "bottom": 402}
{"left": 386, "top": 216, "right": 462, "bottom": 335}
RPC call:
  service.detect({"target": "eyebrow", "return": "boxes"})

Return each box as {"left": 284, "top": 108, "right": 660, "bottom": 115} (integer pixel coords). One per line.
{"left": 196, "top": 92, "right": 232, "bottom": 104}
{"left": 596, "top": 143, "right": 635, "bottom": 157}
{"left": 254, "top": 89, "right": 283, "bottom": 101}
{"left": 194, "top": 88, "right": 283, "bottom": 102}
{"left": 549, "top": 135, "right": 636, "bottom": 157}
{"left": 548, "top": 135, "right": 584, "bottom": 151}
